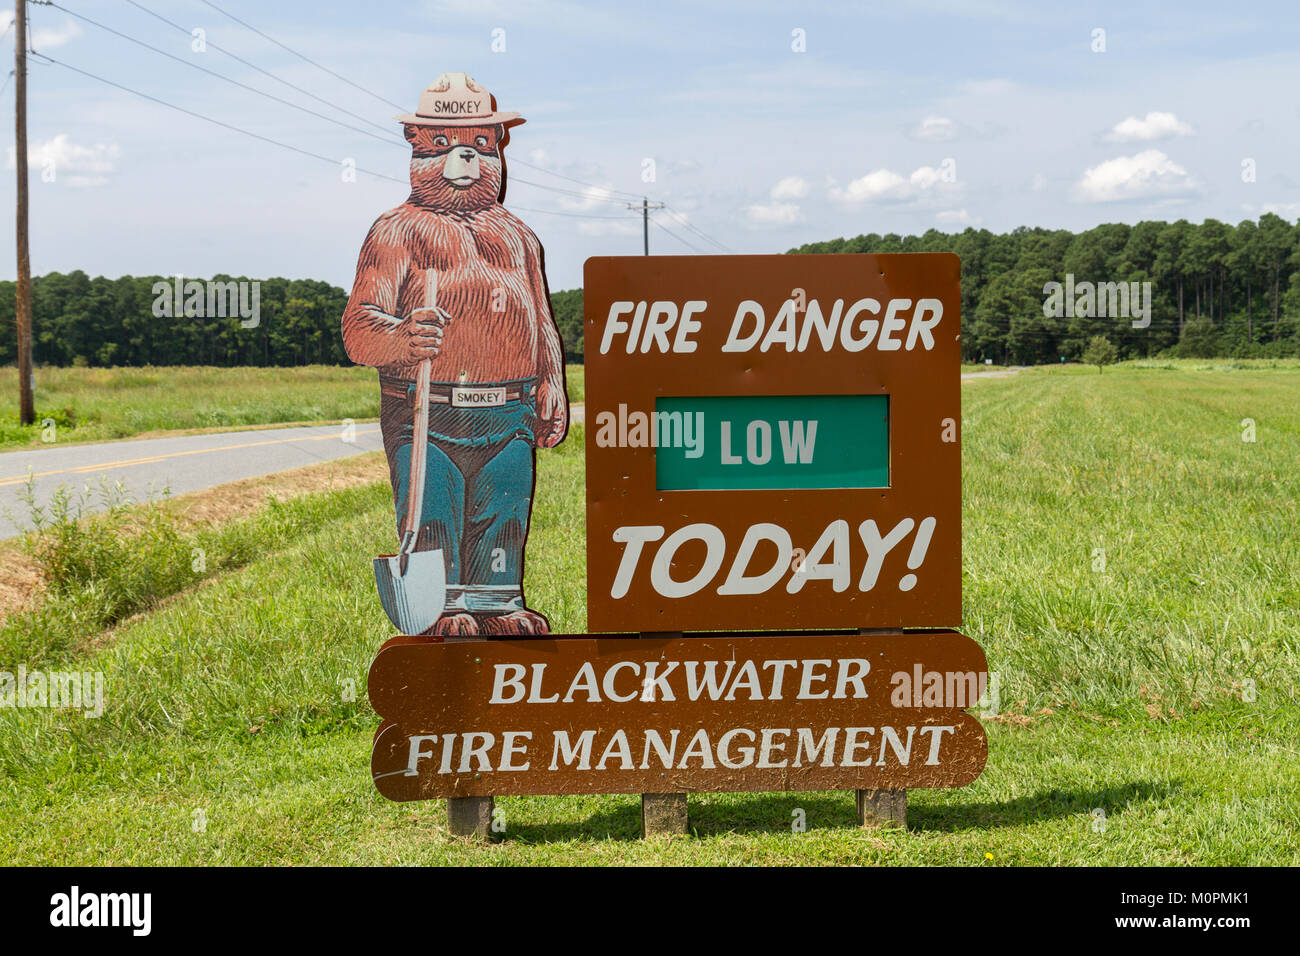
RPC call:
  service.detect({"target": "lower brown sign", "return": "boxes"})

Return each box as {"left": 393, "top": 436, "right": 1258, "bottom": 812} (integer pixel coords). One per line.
{"left": 369, "top": 631, "right": 988, "bottom": 799}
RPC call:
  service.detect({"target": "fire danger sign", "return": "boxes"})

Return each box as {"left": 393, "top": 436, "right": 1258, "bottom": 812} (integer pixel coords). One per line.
{"left": 583, "top": 253, "right": 962, "bottom": 633}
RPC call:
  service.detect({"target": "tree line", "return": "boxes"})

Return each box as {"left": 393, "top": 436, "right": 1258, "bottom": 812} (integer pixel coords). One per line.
{"left": 0, "top": 273, "right": 351, "bottom": 368}
{"left": 3, "top": 214, "right": 1298, "bottom": 368}
{"left": 0, "top": 272, "right": 587, "bottom": 369}
{"left": 791, "top": 213, "right": 1300, "bottom": 363}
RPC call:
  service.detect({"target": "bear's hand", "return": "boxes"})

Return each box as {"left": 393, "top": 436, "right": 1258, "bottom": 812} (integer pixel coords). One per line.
{"left": 535, "top": 379, "right": 568, "bottom": 448}
{"left": 403, "top": 306, "right": 452, "bottom": 364}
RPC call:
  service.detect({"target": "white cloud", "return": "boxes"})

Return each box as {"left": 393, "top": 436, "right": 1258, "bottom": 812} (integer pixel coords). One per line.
{"left": 1242, "top": 201, "right": 1300, "bottom": 219}
{"left": 7, "top": 134, "right": 119, "bottom": 187}
{"left": 31, "top": 20, "right": 82, "bottom": 50}
{"left": 830, "top": 169, "right": 908, "bottom": 203}
{"left": 911, "top": 116, "right": 958, "bottom": 142}
{"left": 576, "top": 219, "right": 639, "bottom": 237}
{"left": 744, "top": 201, "right": 801, "bottom": 225}
{"left": 1073, "top": 149, "right": 1198, "bottom": 202}
{"left": 744, "top": 176, "right": 810, "bottom": 224}
{"left": 829, "top": 165, "right": 954, "bottom": 204}
{"left": 1104, "top": 111, "right": 1194, "bottom": 143}
{"left": 557, "top": 184, "right": 618, "bottom": 212}
{"left": 909, "top": 166, "right": 946, "bottom": 188}
{"left": 1030, "top": 172, "right": 1048, "bottom": 192}
{"left": 769, "top": 175, "right": 809, "bottom": 200}
{"left": 936, "top": 208, "right": 980, "bottom": 226}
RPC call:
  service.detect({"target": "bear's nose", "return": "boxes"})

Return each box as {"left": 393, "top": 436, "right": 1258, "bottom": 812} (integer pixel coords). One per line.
{"left": 457, "top": 147, "right": 476, "bottom": 160}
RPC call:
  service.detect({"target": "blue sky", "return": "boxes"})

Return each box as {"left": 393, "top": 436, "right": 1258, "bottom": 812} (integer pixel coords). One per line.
{"left": 2, "top": 0, "right": 1299, "bottom": 291}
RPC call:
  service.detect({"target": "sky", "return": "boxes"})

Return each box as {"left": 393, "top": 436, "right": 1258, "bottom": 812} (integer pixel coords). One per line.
{"left": 2, "top": 0, "right": 1299, "bottom": 291}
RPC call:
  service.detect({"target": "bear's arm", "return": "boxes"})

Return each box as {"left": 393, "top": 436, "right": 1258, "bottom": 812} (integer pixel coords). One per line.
{"left": 518, "top": 221, "right": 568, "bottom": 446}
{"left": 518, "top": 224, "right": 565, "bottom": 390}
{"left": 341, "top": 214, "right": 412, "bottom": 370}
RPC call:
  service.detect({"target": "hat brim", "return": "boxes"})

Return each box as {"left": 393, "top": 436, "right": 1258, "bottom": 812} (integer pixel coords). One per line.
{"left": 395, "top": 111, "right": 523, "bottom": 127}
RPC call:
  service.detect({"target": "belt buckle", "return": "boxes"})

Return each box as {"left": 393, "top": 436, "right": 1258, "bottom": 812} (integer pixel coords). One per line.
{"left": 451, "top": 385, "right": 507, "bottom": 408}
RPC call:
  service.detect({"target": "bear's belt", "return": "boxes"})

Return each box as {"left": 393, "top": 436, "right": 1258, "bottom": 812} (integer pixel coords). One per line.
{"left": 380, "top": 375, "right": 532, "bottom": 407}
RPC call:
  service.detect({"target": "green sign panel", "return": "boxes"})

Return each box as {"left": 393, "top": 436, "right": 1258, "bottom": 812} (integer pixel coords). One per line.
{"left": 654, "top": 394, "right": 889, "bottom": 491}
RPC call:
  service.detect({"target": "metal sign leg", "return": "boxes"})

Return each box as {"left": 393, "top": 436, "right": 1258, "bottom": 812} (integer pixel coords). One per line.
{"left": 640, "top": 631, "right": 688, "bottom": 837}
{"left": 857, "top": 628, "right": 907, "bottom": 830}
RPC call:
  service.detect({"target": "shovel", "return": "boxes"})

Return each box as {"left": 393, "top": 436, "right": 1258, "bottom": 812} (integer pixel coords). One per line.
{"left": 373, "top": 269, "right": 446, "bottom": 635}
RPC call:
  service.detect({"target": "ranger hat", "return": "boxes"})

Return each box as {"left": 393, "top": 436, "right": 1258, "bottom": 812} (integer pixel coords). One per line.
{"left": 395, "top": 72, "right": 523, "bottom": 127}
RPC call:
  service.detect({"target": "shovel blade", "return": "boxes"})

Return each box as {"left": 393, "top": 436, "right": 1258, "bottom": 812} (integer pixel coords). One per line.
{"left": 373, "top": 548, "right": 447, "bottom": 635}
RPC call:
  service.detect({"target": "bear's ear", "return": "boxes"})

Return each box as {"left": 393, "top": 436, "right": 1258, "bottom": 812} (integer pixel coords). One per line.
{"left": 402, "top": 124, "right": 422, "bottom": 147}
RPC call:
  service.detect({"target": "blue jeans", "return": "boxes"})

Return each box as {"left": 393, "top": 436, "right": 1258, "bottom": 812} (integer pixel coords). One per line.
{"left": 380, "top": 379, "right": 537, "bottom": 615}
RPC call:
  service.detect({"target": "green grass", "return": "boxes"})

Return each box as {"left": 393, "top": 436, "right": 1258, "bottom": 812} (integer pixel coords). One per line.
{"left": 0, "top": 364, "right": 588, "bottom": 448}
{"left": 564, "top": 365, "right": 584, "bottom": 404}
{"left": 1, "top": 364, "right": 1297, "bottom": 864}
{"left": 0, "top": 365, "right": 381, "bottom": 448}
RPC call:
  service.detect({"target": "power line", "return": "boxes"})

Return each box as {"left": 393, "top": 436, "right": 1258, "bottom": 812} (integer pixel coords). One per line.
{"left": 28, "top": 50, "right": 644, "bottom": 227}
{"left": 628, "top": 197, "right": 664, "bottom": 254}
{"left": 30, "top": 50, "right": 409, "bottom": 186}
{"left": 48, "top": 2, "right": 399, "bottom": 147}
{"left": 122, "top": 0, "right": 400, "bottom": 139}
{"left": 648, "top": 214, "right": 703, "bottom": 253}
{"left": 167, "top": 2, "right": 647, "bottom": 205}
{"left": 115, "top": 2, "right": 662, "bottom": 212}
{"left": 65, "top": 4, "right": 636, "bottom": 207}
{"left": 509, "top": 177, "right": 630, "bottom": 204}
{"left": 661, "top": 204, "right": 731, "bottom": 252}
{"left": 29, "top": 9, "right": 688, "bottom": 225}
{"left": 505, "top": 203, "right": 633, "bottom": 220}
{"left": 507, "top": 156, "right": 641, "bottom": 200}
{"left": 196, "top": 0, "right": 407, "bottom": 112}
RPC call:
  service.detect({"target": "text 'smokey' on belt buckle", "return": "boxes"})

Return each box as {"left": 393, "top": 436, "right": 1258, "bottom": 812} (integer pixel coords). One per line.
{"left": 451, "top": 386, "right": 508, "bottom": 408}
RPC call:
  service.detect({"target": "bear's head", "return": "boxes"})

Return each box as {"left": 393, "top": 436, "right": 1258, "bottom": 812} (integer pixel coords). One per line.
{"left": 404, "top": 123, "right": 506, "bottom": 213}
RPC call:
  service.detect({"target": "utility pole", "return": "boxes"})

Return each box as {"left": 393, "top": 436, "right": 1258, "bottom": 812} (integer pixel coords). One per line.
{"left": 627, "top": 196, "right": 664, "bottom": 255}
{"left": 14, "top": 0, "right": 35, "bottom": 425}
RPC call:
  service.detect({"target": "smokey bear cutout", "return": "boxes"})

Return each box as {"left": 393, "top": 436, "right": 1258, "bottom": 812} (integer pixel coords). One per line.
{"left": 342, "top": 72, "right": 568, "bottom": 637}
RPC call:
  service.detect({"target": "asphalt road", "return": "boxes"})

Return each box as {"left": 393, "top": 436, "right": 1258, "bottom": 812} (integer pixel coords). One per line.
{"left": 0, "top": 371, "right": 1013, "bottom": 540}
{"left": 0, "top": 423, "right": 384, "bottom": 539}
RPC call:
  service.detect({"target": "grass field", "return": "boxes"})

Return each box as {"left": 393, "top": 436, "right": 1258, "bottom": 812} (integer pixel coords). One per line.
{"left": 1, "top": 363, "right": 1297, "bottom": 864}
{"left": 0, "top": 365, "right": 587, "bottom": 448}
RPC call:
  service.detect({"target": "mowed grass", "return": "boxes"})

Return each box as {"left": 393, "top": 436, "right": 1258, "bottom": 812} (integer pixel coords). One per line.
{"left": 0, "top": 366, "right": 381, "bottom": 448}
{"left": 0, "top": 365, "right": 1297, "bottom": 865}
{"left": 0, "top": 364, "right": 587, "bottom": 448}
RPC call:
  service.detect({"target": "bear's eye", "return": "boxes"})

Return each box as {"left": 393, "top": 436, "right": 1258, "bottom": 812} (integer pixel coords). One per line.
{"left": 432, "top": 134, "right": 450, "bottom": 148}
{"left": 474, "top": 135, "right": 489, "bottom": 148}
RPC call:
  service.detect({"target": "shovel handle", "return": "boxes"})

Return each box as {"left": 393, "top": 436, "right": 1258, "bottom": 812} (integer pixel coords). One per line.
{"left": 424, "top": 267, "right": 437, "bottom": 311}
{"left": 399, "top": 270, "right": 436, "bottom": 548}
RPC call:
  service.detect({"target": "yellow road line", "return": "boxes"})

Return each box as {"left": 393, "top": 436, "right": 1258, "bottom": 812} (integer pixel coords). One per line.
{"left": 0, "top": 427, "right": 381, "bottom": 488}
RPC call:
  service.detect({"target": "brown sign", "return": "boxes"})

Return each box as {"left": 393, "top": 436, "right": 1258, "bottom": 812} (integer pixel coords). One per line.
{"left": 369, "top": 630, "right": 987, "bottom": 799}
{"left": 583, "top": 253, "right": 962, "bottom": 633}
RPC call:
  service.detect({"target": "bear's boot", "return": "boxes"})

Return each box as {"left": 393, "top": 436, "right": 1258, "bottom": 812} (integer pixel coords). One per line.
{"left": 479, "top": 609, "right": 549, "bottom": 636}
{"left": 424, "top": 613, "right": 479, "bottom": 637}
